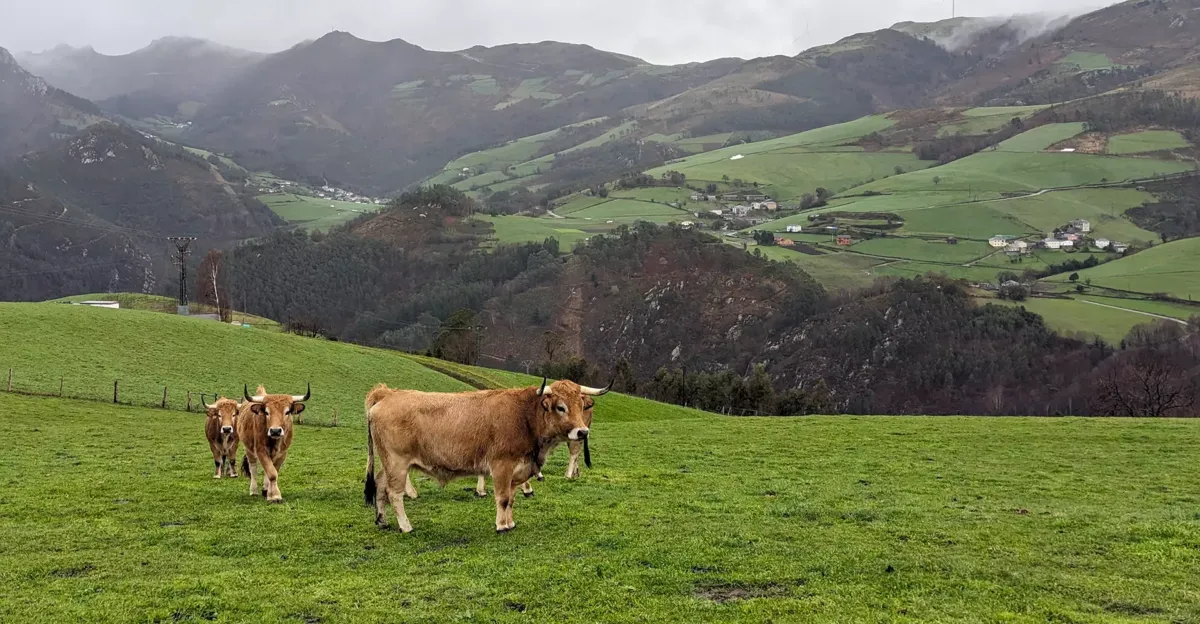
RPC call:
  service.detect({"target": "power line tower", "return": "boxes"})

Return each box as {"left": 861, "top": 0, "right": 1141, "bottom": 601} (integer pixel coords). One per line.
{"left": 168, "top": 236, "right": 197, "bottom": 316}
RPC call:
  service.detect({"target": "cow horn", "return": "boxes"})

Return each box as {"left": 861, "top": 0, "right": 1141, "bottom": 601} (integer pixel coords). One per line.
{"left": 244, "top": 384, "right": 265, "bottom": 403}
{"left": 292, "top": 382, "right": 311, "bottom": 402}
{"left": 537, "top": 377, "right": 549, "bottom": 395}
{"left": 202, "top": 393, "right": 219, "bottom": 410}
{"left": 580, "top": 377, "right": 613, "bottom": 396}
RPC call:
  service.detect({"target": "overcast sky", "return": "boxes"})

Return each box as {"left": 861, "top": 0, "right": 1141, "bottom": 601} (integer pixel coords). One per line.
{"left": 4, "top": 0, "right": 1116, "bottom": 64}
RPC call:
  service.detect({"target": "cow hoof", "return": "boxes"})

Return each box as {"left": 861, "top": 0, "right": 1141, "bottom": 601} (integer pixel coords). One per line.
{"left": 267, "top": 498, "right": 284, "bottom": 504}
{"left": 523, "top": 491, "right": 535, "bottom": 498}
{"left": 213, "top": 475, "right": 222, "bottom": 480}
{"left": 475, "top": 491, "right": 488, "bottom": 498}
{"left": 399, "top": 525, "right": 414, "bottom": 534}
{"left": 536, "top": 474, "right": 544, "bottom": 482}
{"left": 496, "top": 526, "right": 513, "bottom": 533}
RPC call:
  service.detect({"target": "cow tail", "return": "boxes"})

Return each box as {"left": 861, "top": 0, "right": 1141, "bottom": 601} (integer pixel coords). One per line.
{"left": 364, "top": 384, "right": 387, "bottom": 507}
{"left": 240, "top": 455, "right": 250, "bottom": 477}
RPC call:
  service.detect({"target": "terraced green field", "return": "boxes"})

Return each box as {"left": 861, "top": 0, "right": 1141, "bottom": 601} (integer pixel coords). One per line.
{"left": 994, "top": 296, "right": 1175, "bottom": 343}
{"left": 996, "top": 123, "right": 1087, "bottom": 152}
{"left": 1057, "top": 51, "right": 1122, "bottom": 72}
{"left": 1107, "top": 130, "right": 1191, "bottom": 155}
{"left": 1047, "top": 237, "right": 1200, "bottom": 300}
{"left": 856, "top": 152, "right": 1193, "bottom": 194}
{"left": 848, "top": 238, "right": 994, "bottom": 264}
{"left": 479, "top": 214, "right": 595, "bottom": 248}
{"left": 258, "top": 193, "right": 378, "bottom": 232}
{"left": 984, "top": 189, "right": 1159, "bottom": 244}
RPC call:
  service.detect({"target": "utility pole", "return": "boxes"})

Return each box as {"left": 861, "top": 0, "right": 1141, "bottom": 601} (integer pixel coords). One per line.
{"left": 168, "top": 236, "right": 197, "bottom": 316}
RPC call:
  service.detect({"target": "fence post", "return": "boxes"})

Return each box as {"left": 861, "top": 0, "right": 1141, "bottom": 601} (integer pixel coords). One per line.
{"left": 187, "top": 391, "right": 192, "bottom": 412}
{"left": 162, "top": 386, "right": 168, "bottom": 409}
{"left": 113, "top": 380, "right": 119, "bottom": 404}
{"left": 6, "top": 368, "right": 10, "bottom": 392}
{"left": 332, "top": 409, "right": 338, "bottom": 427}
{"left": 59, "top": 377, "right": 64, "bottom": 397}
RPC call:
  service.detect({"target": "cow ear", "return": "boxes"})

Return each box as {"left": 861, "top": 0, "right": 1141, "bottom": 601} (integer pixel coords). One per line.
{"left": 541, "top": 396, "right": 553, "bottom": 411}
{"left": 250, "top": 403, "right": 266, "bottom": 415}
{"left": 291, "top": 403, "right": 305, "bottom": 415}
{"left": 206, "top": 408, "right": 218, "bottom": 418}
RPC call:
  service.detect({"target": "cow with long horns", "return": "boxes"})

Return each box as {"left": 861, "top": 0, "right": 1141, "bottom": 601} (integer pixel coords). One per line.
{"left": 203, "top": 396, "right": 241, "bottom": 479}
{"left": 457, "top": 394, "right": 596, "bottom": 499}
{"left": 237, "top": 383, "right": 309, "bottom": 503}
{"left": 364, "top": 377, "right": 609, "bottom": 533}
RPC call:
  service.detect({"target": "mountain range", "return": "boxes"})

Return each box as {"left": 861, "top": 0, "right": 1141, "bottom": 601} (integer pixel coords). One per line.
{"left": 2, "top": 0, "right": 1199, "bottom": 304}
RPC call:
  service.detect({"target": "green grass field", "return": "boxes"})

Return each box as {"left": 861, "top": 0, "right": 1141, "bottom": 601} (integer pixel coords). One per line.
{"left": 856, "top": 152, "right": 1194, "bottom": 195}
{"left": 566, "top": 199, "right": 691, "bottom": 222}
{"left": 2, "top": 302, "right": 1200, "bottom": 621}
{"left": 938, "top": 106, "right": 1049, "bottom": 137}
{"left": 1057, "top": 51, "right": 1122, "bottom": 72}
{"left": 478, "top": 214, "right": 595, "bottom": 248}
{"left": 1107, "top": 130, "right": 1191, "bottom": 155}
{"left": 1047, "top": 237, "right": 1200, "bottom": 300}
{"left": 996, "top": 123, "right": 1087, "bottom": 152}
{"left": 847, "top": 237, "right": 995, "bottom": 264}
{"left": 258, "top": 193, "right": 378, "bottom": 232}
{"left": 1075, "top": 295, "right": 1200, "bottom": 322}
{"left": 895, "top": 203, "right": 1033, "bottom": 239}
{"left": 983, "top": 189, "right": 1159, "bottom": 243}
{"left": 48, "top": 293, "right": 280, "bottom": 330}
{"left": 993, "top": 296, "right": 1175, "bottom": 343}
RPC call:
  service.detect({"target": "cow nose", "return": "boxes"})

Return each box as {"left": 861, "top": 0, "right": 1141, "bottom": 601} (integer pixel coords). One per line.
{"left": 268, "top": 427, "right": 284, "bottom": 437}
{"left": 572, "top": 427, "right": 589, "bottom": 440}
{"left": 221, "top": 426, "right": 233, "bottom": 434}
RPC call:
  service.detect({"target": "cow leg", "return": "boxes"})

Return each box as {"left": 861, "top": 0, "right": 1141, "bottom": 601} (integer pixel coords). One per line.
{"left": 491, "top": 462, "right": 516, "bottom": 532}
{"left": 404, "top": 473, "right": 419, "bottom": 499}
{"left": 226, "top": 442, "right": 240, "bottom": 477}
{"left": 475, "top": 475, "right": 488, "bottom": 498}
{"left": 260, "top": 455, "right": 283, "bottom": 503}
{"left": 566, "top": 440, "right": 583, "bottom": 479}
{"left": 383, "top": 458, "right": 414, "bottom": 533}
{"left": 245, "top": 455, "right": 259, "bottom": 495}
{"left": 210, "top": 442, "right": 223, "bottom": 479}
{"left": 521, "top": 479, "right": 534, "bottom": 497}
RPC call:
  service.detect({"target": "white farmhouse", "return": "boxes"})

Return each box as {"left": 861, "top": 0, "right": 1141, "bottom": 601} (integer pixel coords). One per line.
{"left": 1043, "top": 238, "right": 1065, "bottom": 250}
{"left": 989, "top": 235, "right": 1010, "bottom": 248}
{"left": 1071, "top": 219, "right": 1092, "bottom": 233}
{"left": 1094, "top": 238, "right": 1111, "bottom": 249}
{"left": 786, "top": 224, "right": 803, "bottom": 233}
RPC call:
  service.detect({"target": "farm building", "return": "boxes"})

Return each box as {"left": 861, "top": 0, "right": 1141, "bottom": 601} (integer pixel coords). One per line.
{"left": 1094, "top": 238, "right": 1111, "bottom": 249}
{"left": 989, "top": 235, "right": 1010, "bottom": 248}
{"left": 753, "top": 201, "right": 778, "bottom": 211}
{"left": 1060, "top": 239, "right": 1075, "bottom": 248}
{"left": 786, "top": 225, "right": 803, "bottom": 233}
{"left": 709, "top": 209, "right": 724, "bottom": 216}
{"left": 1071, "top": 219, "right": 1092, "bottom": 233}
{"left": 1113, "top": 242, "right": 1129, "bottom": 253}
{"left": 836, "top": 235, "right": 853, "bottom": 246}
{"left": 1043, "top": 238, "right": 1066, "bottom": 250}
{"left": 680, "top": 221, "right": 695, "bottom": 229}
{"left": 775, "top": 237, "right": 795, "bottom": 247}
{"left": 946, "top": 236, "right": 958, "bottom": 245}
{"left": 1065, "top": 233, "right": 1081, "bottom": 242}
{"left": 732, "top": 205, "right": 752, "bottom": 217}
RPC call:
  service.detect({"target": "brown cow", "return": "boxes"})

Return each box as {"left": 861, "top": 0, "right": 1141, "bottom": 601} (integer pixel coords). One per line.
{"left": 204, "top": 396, "right": 241, "bottom": 479}
{"left": 364, "top": 378, "right": 608, "bottom": 533}
{"left": 460, "top": 395, "right": 595, "bottom": 498}
{"left": 237, "top": 383, "right": 308, "bottom": 503}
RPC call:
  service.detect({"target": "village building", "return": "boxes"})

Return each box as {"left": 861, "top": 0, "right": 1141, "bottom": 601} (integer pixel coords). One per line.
{"left": 989, "top": 235, "right": 1010, "bottom": 248}
{"left": 836, "top": 235, "right": 853, "bottom": 246}
{"left": 1043, "top": 238, "right": 1065, "bottom": 250}
{"left": 775, "top": 237, "right": 796, "bottom": 247}
{"left": 1094, "top": 238, "right": 1112, "bottom": 249}
{"left": 1113, "top": 242, "right": 1129, "bottom": 253}
{"left": 786, "top": 224, "right": 803, "bottom": 233}
{"left": 731, "top": 205, "right": 752, "bottom": 217}
{"left": 1071, "top": 219, "right": 1092, "bottom": 233}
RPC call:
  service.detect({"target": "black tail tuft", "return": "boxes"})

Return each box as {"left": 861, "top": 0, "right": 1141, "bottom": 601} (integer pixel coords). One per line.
{"left": 240, "top": 456, "right": 249, "bottom": 477}
{"left": 364, "top": 423, "right": 377, "bottom": 506}
{"left": 364, "top": 470, "right": 376, "bottom": 506}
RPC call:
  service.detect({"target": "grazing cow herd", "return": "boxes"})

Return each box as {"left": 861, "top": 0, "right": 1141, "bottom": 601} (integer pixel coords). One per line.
{"left": 201, "top": 377, "right": 609, "bottom": 533}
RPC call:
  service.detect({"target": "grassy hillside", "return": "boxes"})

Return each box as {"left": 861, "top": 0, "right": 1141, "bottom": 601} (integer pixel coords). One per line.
{"left": 995, "top": 123, "right": 1086, "bottom": 152}
{"left": 994, "top": 296, "right": 1184, "bottom": 343}
{"left": 258, "top": 193, "right": 379, "bottom": 232}
{"left": 48, "top": 293, "right": 280, "bottom": 329}
{"left": 3, "top": 394, "right": 1199, "bottom": 621}
{"left": 1107, "top": 130, "right": 1191, "bottom": 155}
{"left": 0, "top": 303, "right": 469, "bottom": 419}
{"left": 1047, "top": 237, "right": 1200, "bottom": 299}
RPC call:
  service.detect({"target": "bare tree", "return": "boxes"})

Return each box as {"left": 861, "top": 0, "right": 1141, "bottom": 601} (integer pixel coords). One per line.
{"left": 1095, "top": 349, "right": 1197, "bottom": 417}
{"left": 195, "top": 250, "right": 230, "bottom": 322}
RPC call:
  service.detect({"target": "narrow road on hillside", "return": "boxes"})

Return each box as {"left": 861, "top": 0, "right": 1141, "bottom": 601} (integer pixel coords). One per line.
{"left": 546, "top": 210, "right": 565, "bottom": 219}
{"left": 1079, "top": 299, "right": 1188, "bottom": 325}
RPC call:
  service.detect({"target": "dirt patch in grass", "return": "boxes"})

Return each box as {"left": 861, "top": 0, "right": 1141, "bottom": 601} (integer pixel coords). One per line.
{"left": 694, "top": 581, "right": 790, "bottom": 603}
{"left": 1051, "top": 132, "right": 1108, "bottom": 154}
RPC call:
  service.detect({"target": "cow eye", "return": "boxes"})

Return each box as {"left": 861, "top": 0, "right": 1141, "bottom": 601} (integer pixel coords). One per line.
{"left": 555, "top": 405, "right": 566, "bottom": 413}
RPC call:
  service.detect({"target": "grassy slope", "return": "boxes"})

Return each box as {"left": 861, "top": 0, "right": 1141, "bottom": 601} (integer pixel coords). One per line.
{"left": 3, "top": 394, "right": 1199, "bottom": 622}
{"left": 984, "top": 189, "right": 1159, "bottom": 243}
{"left": 258, "top": 193, "right": 378, "bottom": 232}
{"left": 1046, "top": 237, "right": 1200, "bottom": 299}
{"left": 996, "top": 123, "right": 1087, "bottom": 152}
{"left": 1107, "top": 130, "right": 1191, "bottom": 155}
{"left": 993, "top": 297, "right": 1170, "bottom": 343}
{"left": 48, "top": 293, "right": 280, "bottom": 330}
{"left": 856, "top": 152, "right": 1193, "bottom": 194}
{"left": 0, "top": 303, "right": 470, "bottom": 418}
{"left": 479, "top": 214, "right": 593, "bottom": 248}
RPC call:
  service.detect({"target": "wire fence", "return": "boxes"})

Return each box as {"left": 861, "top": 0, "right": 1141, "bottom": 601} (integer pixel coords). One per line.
{"left": 1, "top": 367, "right": 340, "bottom": 427}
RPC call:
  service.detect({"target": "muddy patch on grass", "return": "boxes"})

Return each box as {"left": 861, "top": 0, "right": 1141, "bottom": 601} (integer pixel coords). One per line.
{"left": 694, "top": 581, "right": 790, "bottom": 603}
